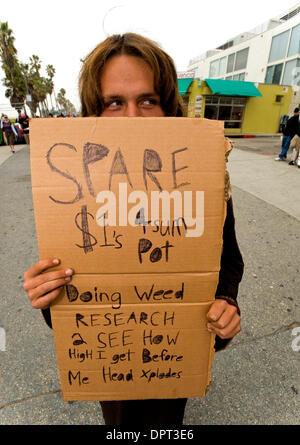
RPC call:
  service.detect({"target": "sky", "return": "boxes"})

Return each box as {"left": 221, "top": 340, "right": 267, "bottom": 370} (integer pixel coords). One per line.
{"left": 0, "top": 0, "right": 299, "bottom": 116}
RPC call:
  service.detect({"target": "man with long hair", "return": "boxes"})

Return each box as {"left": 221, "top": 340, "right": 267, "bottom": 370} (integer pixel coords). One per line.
{"left": 23, "top": 33, "right": 244, "bottom": 425}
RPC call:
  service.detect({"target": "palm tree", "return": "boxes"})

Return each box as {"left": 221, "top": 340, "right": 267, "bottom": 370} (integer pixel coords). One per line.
{"left": 20, "top": 62, "right": 38, "bottom": 116}
{"left": 57, "top": 88, "right": 66, "bottom": 110}
{"left": 46, "top": 64, "right": 55, "bottom": 110}
{"left": 0, "top": 22, "right": 16, "bottom": 69}
{"left": 28, "top": 55, "right": 49, "bottom": 116}
{"left": 57, "top": 88, "right": 76, "bottom": 114}
{"left": 29, "top": 54, "right": 41, "bottom": 73}
{"left": 0, "top": 22, "right": 59, "bottom": 117}
{"left": 0, "top": 21, "right": 26, "bottom": 113}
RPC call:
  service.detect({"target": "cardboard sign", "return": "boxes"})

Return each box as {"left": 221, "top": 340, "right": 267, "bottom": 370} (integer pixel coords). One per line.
{"left": 30, "top": 117, "right": 226, "bottom": 401}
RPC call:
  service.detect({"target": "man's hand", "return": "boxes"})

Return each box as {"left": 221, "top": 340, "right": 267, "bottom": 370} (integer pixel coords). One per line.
{"left": 206, "top": 299, "right": 241, "bottom": 340}
{"left": 23, "top": 258, "right": 73, "bottom": 309}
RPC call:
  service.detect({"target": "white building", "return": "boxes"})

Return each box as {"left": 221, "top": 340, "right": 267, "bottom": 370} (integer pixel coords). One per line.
{"left": 187, "top": 3, "right": 300, "bottom": 112}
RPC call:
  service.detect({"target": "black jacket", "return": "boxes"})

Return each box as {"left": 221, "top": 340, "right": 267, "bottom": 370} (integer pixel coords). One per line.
{"left": 283, "top": 115, "right": 300, "bottom": 137}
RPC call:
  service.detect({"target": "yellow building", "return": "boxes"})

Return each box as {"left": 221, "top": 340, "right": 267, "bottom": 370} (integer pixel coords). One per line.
{"left": 178, "top": 78, "right": 293, "bottom": 136}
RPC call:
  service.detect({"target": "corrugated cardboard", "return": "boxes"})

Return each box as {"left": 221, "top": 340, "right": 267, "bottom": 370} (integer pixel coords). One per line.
{"left": 30, "top": 117, "right": 226, "bottom": 401}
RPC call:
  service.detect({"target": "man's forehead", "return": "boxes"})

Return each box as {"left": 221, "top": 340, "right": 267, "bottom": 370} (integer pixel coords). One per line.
{"left": 102, "top": 91, "right": 158, "bottom": 99}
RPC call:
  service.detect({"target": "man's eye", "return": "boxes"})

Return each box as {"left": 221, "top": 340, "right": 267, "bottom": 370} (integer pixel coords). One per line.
{"left": 105, "top": 100, "right": 122, "bottom": 109}
{"left": 141, "top": 98, "right": 158, "bottom": 106}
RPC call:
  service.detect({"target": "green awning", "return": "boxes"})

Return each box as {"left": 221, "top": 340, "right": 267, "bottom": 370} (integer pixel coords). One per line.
{"left": 205, "top": 78, "right": 262, "bottom": 97}
{"left": 177, "top": 78, "right": 194, "bottom": 95}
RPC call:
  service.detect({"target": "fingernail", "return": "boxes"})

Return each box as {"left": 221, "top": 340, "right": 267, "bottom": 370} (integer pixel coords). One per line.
{"left": 65, "top": 276, "right": 71, "bottom": 282}
{"left": 207, "top": 324, "right": 213, "bottom": 332}
{"left": 53, "top": 259, "right": 60, "bottom": 265}
{"left": 65, "top": 269, "right": 73, "bottom": 276}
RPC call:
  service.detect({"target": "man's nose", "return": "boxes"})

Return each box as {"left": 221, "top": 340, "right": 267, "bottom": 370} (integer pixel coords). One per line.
{"left": 125, "top": 102, "right": 142, "bottom": 117}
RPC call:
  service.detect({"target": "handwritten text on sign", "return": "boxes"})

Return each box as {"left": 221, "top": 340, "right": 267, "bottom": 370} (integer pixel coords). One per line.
{"left": 30, "top": 118, "right": 226, "bottom": 399}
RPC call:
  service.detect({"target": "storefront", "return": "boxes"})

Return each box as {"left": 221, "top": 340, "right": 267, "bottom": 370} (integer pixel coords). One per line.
{"left": 177, "top": 77, "right": 293, "bottom": 135}
{"left": 204, "top": 95, "right": 246, "bottom": 129}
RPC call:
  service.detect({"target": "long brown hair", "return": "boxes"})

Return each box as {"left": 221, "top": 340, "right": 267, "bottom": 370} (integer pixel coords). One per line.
{"left": 79, "top": 33, "right": 185, "bottom": 117}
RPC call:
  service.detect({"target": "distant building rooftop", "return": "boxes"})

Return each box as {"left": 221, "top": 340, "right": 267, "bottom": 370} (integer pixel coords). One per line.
{"left": 189, "top": 2, "right": 300, "bottom": 65}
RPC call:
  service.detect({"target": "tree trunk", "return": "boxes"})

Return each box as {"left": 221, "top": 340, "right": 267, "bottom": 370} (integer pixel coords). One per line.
{"left": 49, "top": 93, "right": 54, "bottom": 111}
{"left": 28, "top": 102, "right": 36, "bottom": 117}
{"left": 53, "top": 90, "right": 59, "bottom": 110}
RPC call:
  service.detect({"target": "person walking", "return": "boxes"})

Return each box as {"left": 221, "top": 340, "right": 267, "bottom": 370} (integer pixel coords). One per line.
{"left": 275, "top": 108, "right": 300, "bottom": 161}
{"left": 288, "top": 124, "right": 300, "bottom": 167}
{"left": 17, "top": 112, "right": 30, "bottom": 145}
{"left": 1, "top": 115, "right": 18, "bottom": 153}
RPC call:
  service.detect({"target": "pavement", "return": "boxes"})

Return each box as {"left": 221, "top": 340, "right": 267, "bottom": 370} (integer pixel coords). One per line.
{"left": 0, "top": 137, "right": 299, "bottom": 425}
{"left": 228, "top": 137, "right": 300, "bottom": 221}
{"left": 0, "top": 143, "right": 25, "bottom": 165}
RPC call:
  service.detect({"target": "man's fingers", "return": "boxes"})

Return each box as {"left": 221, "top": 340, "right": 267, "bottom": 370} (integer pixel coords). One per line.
{"left": 23, "top": 268, "right": 73, "bottom": 292}
{"left": 23, "top": 258, "right": 60, "bottom": 281}
{"left": 210, "top": 314, "right": 241, "bottom": 339}
{"left": 30, "top": 287, "right": 65, "bottom": 309}
{"left": 27, "top": 276, "right": 72, "bottom": 302}
{"left": 206, "top": 299, "right": 228, "bottom": 322}
{"left": 208, "top": 304, "right": 237, "bottom": 329}
{"left": 23, "top": 258, "right": 74, "bottom": 310}
{"left": 206, "top": 299, "right": 241, "bottom": 339}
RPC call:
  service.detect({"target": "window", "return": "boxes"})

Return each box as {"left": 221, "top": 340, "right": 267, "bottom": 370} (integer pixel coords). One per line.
{"left": 265, "top": 66, "right": 273, "bottom": 84}
{"left": 275, "top": 95, "right": 283, "bottom": 103}
{"left": 209, "top": 59, "right": 219, "bottom": 77}
{"left": 227, "top": 54, "right": 235, "bottom": 73}
{"left": 220, "top": 97, "right": 232, "bottom": 104}
{"left": 265, "top": 63, "right": 283, "bottom": 84}
{"left": 219, "top": 106, "right": 231, "bottom": 121}
{"left": 282, "top": 58, "right": 300, "bottom": 86}
{"left": 205, "top": 95, "right": 219, "bottom": 104}
{"left": 205, "top": 106, "right": 217, "bottom": 119}
{"left": 233, "top": 97, "right": 246, "bottom": 105}
{"left": 231, "top": 73, "right": 245, "bottom": 81}
{"left": 218, "top": 41, "right": 234, "bottom": 50}
{"left": 231, "top": 107, "right": 244, "bottom": 121}
{"left": 288, "top": 24, "right": 300, "bottom": 57}
{"left": 226, "top": 49, "right": 248, "bottom": 75}
{"left": 234, "top": 48, "right": 249, "bottom": 71}
{"left": 219, "top": 57, "right": 227, "bottom": 76}
{"left": 273, "top": 64, "right": 284, "bottom": 84}
{"left": 209, "top": 57, "right": 227, "bottom": 78}
{"left": 280, "top": 6, "right": 300, "bottom": 21}
{"left": 204, "top": 96, "right": 246, "bottom": 129}
{"left": 268, "top": 30, "right": 290, "bottom": 62}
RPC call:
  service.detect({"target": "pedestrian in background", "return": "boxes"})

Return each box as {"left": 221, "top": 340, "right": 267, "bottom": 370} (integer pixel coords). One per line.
{"left": 275, "top": 108, "right": 300, "bottom": 161}
{"left": 1, "top": 115, "right": 18, "bottom": 153}
{"left": 288, "top": 124, "right": 300, "bottom": 167}
{"left": 17, "top": 112, "right": 30, "bottom": 145}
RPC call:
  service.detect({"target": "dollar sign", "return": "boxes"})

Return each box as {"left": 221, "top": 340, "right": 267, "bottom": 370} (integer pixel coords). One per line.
{"left": 75, "top": 205, "right": 98, "bottom": 253}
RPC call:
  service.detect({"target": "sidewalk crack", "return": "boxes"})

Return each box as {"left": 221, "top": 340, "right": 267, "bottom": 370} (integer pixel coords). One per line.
{"left": 0, "top": 389, "right": 61, "bottom": 411}
{"left": 232, "top": 321, "right": 300, "bottom": 347}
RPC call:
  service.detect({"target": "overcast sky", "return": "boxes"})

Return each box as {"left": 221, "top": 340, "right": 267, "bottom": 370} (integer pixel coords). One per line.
{"left": 0, "top": 0, "right": 298, "bottom": 115}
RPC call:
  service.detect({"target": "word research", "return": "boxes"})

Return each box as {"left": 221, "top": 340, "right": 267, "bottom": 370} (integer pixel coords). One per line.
{"left": 96, "top": 183, "right": 205, "bottom": 238}
{"left": 106, "top": 429, "right": 140, "bottom": 442}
